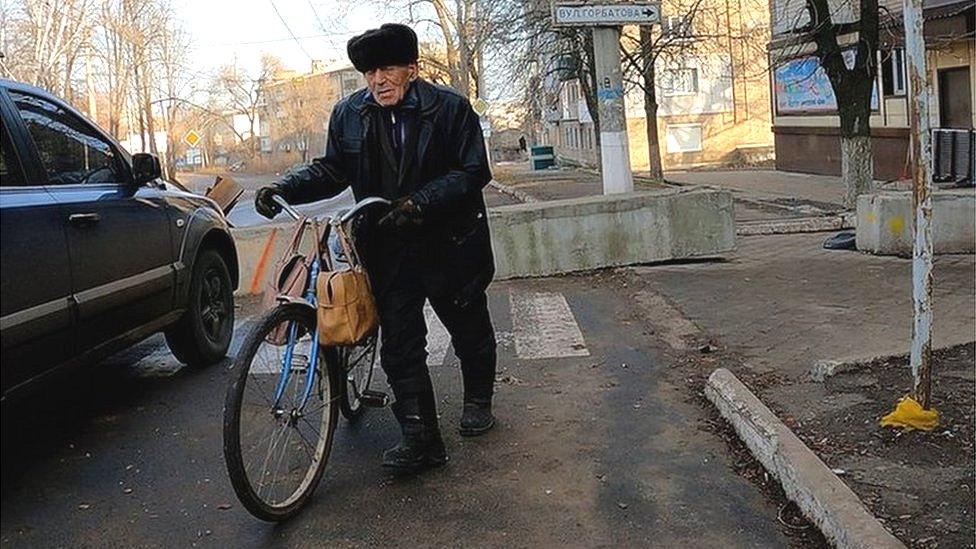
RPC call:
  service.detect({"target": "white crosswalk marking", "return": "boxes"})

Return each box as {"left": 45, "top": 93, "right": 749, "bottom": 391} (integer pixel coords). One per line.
{"left": 425, "top": 301, "right": 451, "bottom": 366}
{"left": 510, "top": 291, "right": 589, "bottom": 359}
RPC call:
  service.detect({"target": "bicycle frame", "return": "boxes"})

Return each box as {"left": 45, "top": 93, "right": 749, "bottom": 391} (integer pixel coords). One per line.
{"left": 266, "top": 195, "right": 389, "bottom": 413}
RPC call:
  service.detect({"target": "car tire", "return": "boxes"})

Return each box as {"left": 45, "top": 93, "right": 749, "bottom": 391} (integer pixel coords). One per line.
{"left": 165, "top": 249, "right": 234, "bottom": 367}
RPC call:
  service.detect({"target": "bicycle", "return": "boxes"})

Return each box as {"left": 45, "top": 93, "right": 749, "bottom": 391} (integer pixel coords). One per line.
{"left": 223, "top": 194, "right": 390, "bottom": 522}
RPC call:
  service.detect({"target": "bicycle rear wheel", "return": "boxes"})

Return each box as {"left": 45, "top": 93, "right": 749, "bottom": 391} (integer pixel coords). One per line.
{"left": 223, "top": 303, "right": 339, "bottom": 522}
{"left": 338, "top": 332, "right": 379, "bottom": 421}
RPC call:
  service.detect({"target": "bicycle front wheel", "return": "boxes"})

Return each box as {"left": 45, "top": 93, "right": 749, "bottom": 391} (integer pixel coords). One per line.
{"left": 223, "top": 303, "right": 339, "bottom": 522}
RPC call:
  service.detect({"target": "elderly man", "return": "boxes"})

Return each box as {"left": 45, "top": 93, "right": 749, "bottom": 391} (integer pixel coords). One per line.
{"left": 255, "top": 23, "right": 497, "bottom": 470}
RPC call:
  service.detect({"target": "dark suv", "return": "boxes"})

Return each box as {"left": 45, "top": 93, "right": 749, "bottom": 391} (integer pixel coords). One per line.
{"left": 0, "top": 79, "right": 238, "bottom": 400}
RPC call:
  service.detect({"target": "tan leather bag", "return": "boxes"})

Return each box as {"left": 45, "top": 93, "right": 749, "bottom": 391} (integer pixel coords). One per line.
{"left": 316, "top": 223, "right": 379, "bottom": 346}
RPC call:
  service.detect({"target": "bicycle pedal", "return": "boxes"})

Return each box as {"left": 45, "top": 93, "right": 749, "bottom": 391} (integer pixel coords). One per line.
{"left": 360, "top": 390, "right": 389, "bottom": 408}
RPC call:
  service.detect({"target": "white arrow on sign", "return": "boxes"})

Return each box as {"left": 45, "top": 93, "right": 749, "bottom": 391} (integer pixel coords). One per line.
{"left": 552, "top": 2, "right": 661, "bottom": 26}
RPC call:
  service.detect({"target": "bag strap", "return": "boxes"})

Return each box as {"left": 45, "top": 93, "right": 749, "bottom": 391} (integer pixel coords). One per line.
{"left": 333, "top": 222, "right": 363, "bottom": 268}
{"left": 317, "top": 221, "right": 335, "bottom": 271}
{"left": 286, "top": 216, "right": 308, "bottom": 255}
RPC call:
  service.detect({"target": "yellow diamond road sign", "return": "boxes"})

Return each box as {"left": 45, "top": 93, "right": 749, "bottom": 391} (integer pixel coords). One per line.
{"left": 184, "top": 130, "right": 201, "bottom": 148}
{"left": 472, "top": 98, "right": 489, "bottom": 117}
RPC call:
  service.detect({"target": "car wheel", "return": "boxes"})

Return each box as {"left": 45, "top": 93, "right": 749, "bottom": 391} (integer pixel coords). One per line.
{"left": 165, "top": 249, "right": 234, "bottom": 367}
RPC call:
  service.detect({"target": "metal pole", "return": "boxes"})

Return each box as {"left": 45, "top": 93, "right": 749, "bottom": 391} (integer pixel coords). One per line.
{"left": 903, "top": 0, "right": 933, "bottom": 408}
{"left": 592, "top": 26, "right": 634, "bottom": 195}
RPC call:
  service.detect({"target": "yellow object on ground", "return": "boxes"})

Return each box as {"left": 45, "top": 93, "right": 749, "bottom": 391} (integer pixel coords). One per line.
{"left": 880, "top": 396, "right": 940, "bottom": 430}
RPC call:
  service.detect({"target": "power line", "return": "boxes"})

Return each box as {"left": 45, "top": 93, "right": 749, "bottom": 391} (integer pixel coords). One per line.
{"left": 307, "top": 0, "right": 327, "bottom": 32}
{"left": 206, "top": 32, "right": 356, "bottom": 48}
{"left": 268, "top": 0, "right": 314, "bottom": 60}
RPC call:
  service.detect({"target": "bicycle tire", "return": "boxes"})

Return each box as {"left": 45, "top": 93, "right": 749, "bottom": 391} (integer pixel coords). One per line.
{"left": 223, "top": 303, "right": 339, "bottom": 522}
{"left": 338, "top": 333, "right": 379, "bottom": 422}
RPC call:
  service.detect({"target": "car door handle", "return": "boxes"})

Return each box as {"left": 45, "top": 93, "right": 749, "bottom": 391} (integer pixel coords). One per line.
{"left": 68, "top": 213, "right": 101, "bottom": 227}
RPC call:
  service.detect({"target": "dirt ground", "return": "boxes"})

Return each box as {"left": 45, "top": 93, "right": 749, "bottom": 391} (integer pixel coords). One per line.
{"left": 782, "top": 343, "right": 975, "bottom": 549}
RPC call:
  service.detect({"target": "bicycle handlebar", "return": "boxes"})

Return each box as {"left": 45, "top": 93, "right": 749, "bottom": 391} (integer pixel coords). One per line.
{"left": 338, "top": 197, "right": 391, "bottom": 224}
{"left": 270, "top": 193, "right": 391, "bottom": 225}
{"left": 271, "top": 194, "right": 302, "bottom": 220}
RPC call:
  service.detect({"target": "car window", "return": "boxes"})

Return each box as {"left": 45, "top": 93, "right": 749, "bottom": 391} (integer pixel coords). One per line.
{"left": 9, "top": 91, "right": 124, "bottom": 186}
{"left": 1, "top": 123, "right": 25, "bottom": 186}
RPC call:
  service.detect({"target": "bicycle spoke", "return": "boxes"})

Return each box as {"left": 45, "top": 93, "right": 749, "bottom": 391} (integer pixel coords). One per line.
{"left": 299, "top": 415, "right": 322, "bottom": 440}
{"left": 252, "top": 421, "right": 288, "bottom": 499}
{"left": 226, "top": 305, "right": 338, "bottom": 518}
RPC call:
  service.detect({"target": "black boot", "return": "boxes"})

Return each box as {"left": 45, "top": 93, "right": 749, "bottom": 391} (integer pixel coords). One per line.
{"left": 383, "top": 396, "right": 448, "bottom": 470}
{"left": 459, "top": 397, "right": 495, "bottom": 437}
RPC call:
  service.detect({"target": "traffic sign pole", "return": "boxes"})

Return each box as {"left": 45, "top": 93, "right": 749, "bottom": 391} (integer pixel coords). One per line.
{"left": 552, "top": 2, "right": 657, "bottom": 195}
{"left": 592, "top": 26, "right": 633, "bottom": 194}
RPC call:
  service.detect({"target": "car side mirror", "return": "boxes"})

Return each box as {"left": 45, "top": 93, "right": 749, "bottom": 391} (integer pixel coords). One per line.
{"left": 132, "top": 153, "right": 162, "bottom": 185}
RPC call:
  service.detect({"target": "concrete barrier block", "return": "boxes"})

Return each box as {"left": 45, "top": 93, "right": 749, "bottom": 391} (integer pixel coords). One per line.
{"left": 231, "top": 221, "right": 295, "bottom": 296}
{"left": 230, "top": 188, "right": 736, "bottom": 294}
{"left": 489, "top": 187, "right": 735, "bottom": 279}
{"left": 856, "top": 189, "right": 975, "bottom": 256}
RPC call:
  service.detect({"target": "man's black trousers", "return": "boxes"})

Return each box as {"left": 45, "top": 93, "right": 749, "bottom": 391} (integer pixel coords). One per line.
{"left": 375, "top": 251, "right": 497, "bottom": 405}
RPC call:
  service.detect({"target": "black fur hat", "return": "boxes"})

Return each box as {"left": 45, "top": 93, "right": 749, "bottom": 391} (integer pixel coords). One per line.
{"left": 347, "top": 24, "right": 419, "bottom": 73}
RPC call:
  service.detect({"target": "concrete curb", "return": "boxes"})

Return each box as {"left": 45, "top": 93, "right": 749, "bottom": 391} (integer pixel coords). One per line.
{"left": 810, "top": 351, "right": 905, "bottom": 382}
{"left": 736, "top": 213, "right": 855, "bottom": 236}
{"left": 705, "top": 368, "right": 905, "bottom": 549}
{"left": 488, "top": 179, "right": 538, "bottom": 203}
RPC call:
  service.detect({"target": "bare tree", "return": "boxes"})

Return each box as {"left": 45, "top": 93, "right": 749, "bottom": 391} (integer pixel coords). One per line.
{"left": 210, "top": 54, "right": 283, "bottom": 157}
{"left": 154, "top": 10, "right": 193, "bottom": 179}
{"left": 619, "top": 0, "right": 769, "bottom": 179}
{"left": 771, "top": 0, "right": 880, "bottom": 206}
{"left": 806, "top": 0, "right": 879, "bottom": 207}
{"left": 1, "top": 0, "right": 95, "bottom": 98}
{"left": 265, "top": 76, "right": 330, "bottom": 164}
{"left": 354, "top": 0, "right": 521, "bottom": 99}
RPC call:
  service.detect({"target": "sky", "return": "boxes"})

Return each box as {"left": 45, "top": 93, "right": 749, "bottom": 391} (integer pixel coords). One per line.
{"left": 177, "top": 0, "right": 427, "bottom": 77}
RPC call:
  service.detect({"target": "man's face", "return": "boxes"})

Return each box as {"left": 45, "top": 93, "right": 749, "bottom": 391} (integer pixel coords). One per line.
{"left": 365, "top": 63, "right": 418, "bottom": 107}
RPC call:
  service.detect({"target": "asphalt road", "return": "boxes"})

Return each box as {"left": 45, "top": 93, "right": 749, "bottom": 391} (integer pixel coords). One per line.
{"left": 0, "top": 275, "right": 798, "bottom": 547}
{"left": 175, "top": 172, "right": 519, "bottom": 228}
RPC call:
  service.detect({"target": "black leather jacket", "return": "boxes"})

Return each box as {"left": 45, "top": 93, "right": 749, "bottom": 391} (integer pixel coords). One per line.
{"left": 275, "top": 79, "right": 494, "bottom": 305}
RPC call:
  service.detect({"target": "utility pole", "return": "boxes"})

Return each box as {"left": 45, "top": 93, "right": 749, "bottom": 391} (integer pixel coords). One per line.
{"left": 903, "top": 0, "right": 933, "bottom": 408}
{"left": 552, "top": 2, "right": 660, "bottom": 195}
{"left": 592, "top": 27, "right": 634, "bottom": 194}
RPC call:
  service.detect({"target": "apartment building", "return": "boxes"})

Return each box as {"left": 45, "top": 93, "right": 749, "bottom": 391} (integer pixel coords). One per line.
{"left": 257, "top": 61, "right": 364, "bottom": 171}
{"left": 768, "top": 0, "right": 973, "bottom": 179}
{"left": 538, "top": 0, "right": 775, "bottom": 172}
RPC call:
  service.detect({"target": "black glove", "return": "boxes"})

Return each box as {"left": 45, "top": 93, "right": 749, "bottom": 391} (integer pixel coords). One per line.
{"left": 379, "top": 197, "right": 423, "bottom": 228}
{"left": 255, "top": 185, "right": 284, "bottom": 219}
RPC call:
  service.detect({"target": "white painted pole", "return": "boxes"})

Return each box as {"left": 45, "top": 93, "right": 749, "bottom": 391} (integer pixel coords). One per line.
{"left": 592, "top": 26, "right": 634, "bottom": 195}
{"left": 903, "top": 0, "right": 933, "bottom": 408}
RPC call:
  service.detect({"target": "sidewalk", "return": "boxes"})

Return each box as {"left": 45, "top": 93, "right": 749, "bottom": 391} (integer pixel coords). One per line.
{"left": 618, "top": 232, "right": 975, "bottom": 547}
{"left": 491, "top": 162, "right": 851, "bottom": 224}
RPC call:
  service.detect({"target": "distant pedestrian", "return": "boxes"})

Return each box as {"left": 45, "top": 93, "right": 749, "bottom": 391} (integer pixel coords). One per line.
{"left": 518, "top": 135, "right": 527, "bottom": 152}
{"left": 255, "top": 23, "right": 498, "bottom": 471}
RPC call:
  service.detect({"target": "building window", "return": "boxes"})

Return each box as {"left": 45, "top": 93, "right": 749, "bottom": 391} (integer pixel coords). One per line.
{"left": 562, "top": 80, "right": 581, "bottom": 120}
{"left": 881, "top": 49, "right": 906, "bottom": 97}
{"left": 663, "top": 67, "right": 699, "bottom": 96}
{"left": 666, "top": 124, "right": 703, "bottom": 153}
{"left": 663, "top": 15, "right": 694, "bottom": 41}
